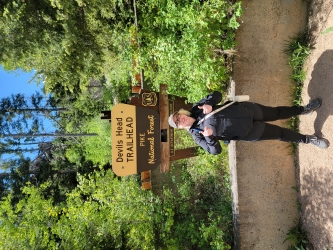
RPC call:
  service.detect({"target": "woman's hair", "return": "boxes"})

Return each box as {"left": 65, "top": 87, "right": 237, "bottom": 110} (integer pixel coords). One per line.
{"left": 177, "top": 109, "right": 191, "bottom": 116}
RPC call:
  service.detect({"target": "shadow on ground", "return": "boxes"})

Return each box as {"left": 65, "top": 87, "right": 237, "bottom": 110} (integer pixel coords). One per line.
{"left": 299, "top": 49, "right": 333, "bottom": 249}
{"left": 308, "top": 0, "right": 333, "bottom": 45}
{"left": 307, "top": 49, "right": 333, "bottom": 138}
{"left": 300, "top": 165, "right": 333, "bottom": 248}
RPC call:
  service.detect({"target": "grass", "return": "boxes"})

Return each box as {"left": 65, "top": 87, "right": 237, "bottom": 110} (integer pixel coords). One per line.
{"left": 284, "top": 32, "right": 311, "bottom": 249}
{"left": 284, "top": 223, "right": 309, "bottom": 250}
{"left": 285, "top": 32, "right": 311, "bottom": 152}
{"left": 285, "top": 32, "right": 311, "bottom": 105}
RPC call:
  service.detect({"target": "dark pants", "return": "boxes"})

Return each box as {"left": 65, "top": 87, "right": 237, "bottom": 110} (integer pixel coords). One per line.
{"left": 240, "top": 102, "right": 307, "bottom": 143}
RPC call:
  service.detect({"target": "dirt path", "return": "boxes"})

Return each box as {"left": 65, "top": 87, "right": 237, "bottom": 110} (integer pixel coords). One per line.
{"left": 298, "top": 1, "right": 333, "bottom": 249}
{"left": 232, "top": 0, "right": 307, "bottom": 249}
{"left": 231, "top": 0, "right": 333, "bottom": 249}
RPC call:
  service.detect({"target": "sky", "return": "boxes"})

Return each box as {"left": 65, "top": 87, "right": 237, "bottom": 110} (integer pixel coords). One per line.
{"left": 0, "top": 66, "right": 42, "bottom": 98}
{"left": 0, "top": 66, "right": 49, "bottom": 162}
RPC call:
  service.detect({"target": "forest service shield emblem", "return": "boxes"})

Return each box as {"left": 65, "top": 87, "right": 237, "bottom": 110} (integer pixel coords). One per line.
{"left": 142, "top": 92, "right": 157, "bottom": 106}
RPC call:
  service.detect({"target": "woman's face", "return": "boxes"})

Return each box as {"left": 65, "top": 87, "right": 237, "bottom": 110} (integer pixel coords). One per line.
{"left": 173, "top": 113, "right": 193, "bottom": 129}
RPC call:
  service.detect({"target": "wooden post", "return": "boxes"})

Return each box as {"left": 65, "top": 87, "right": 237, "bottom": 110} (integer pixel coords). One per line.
{"left": 100, "top": 111, "right": 111, "bottom": 121}
{"left": 170, "top": 147, "right": 199, "bottom": 161}
{"left": 159, "top": 84, "right": 170, "bottom": 173}
{"left": 132, "top": 85, "right": 141, "bottom": 94}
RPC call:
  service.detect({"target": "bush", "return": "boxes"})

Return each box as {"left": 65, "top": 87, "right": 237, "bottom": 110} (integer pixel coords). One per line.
{"left": 152, "top": 145, "right": 232, "bottom": 249}
{"left": 135, "top": 0, "right": 242, "bottom": 102}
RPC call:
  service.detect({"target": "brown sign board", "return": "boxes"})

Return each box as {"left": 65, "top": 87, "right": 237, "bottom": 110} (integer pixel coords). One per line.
{"left": 112, "top": 104, "right": 161, "bottom": 176}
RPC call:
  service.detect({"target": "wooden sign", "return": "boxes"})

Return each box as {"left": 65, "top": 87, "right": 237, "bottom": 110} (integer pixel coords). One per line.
{"left": 112, "top": 104, "right": 161, "bottom": 176}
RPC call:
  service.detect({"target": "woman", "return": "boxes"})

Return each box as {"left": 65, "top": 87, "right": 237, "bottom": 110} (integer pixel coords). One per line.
{"left": 168, "top": 91, "right": 329, "bottom": 155}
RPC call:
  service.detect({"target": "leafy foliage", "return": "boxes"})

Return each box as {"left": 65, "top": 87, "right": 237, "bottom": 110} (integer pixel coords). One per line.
{"left": 322, "top": 26, "right": 333, "bottom": 35}
{"left": 284, "top": 223, "right": 309, "bottom": 250}
{"left": 0, "top": 161, "right": 232, "bottom": 249}
{"left": 285, "top": 32, "right": 311, "bottom": 151}
{"left": 0, "top": 0, "right": 134, "bottom": 96}
{"left": 0, "top": 184, "right": 59, "bottom": 250}
{"left": 0, "top": 0, "right": 241, "bottom": 102}
{"left": 137, "top": 0, "right": 242, "bottom": 102}
{"left": 65, "top": 116, "right": 112, "bottom": 165}
{"left": 0, "top": 0, "right": 242, "bottom": 248}
{"left": 158, "top": 148, "right": 232, "bottom": 249}
{"left": 285, "top": 32, "right": 311, "bottom": 105}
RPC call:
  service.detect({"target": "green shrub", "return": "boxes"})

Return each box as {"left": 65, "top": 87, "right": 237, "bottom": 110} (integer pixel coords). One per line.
{"left": 285, "top": 32, "right": 310, "bottom": 151}
{"left": 65, "top": 116, "right": 111, "bottom": 165}
{"left": 152, "top": 144, "right": 232, "bottom": 249}
{"left": 135, "top": 0, "right": 242, "bottom": 102}
{"left": 284, "top": 223, "right": 308, "bottom": 250}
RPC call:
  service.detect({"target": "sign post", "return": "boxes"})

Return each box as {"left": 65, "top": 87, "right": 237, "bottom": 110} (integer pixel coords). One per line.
{"left": 102, "top": 84, "right": 199, "bottom": 182}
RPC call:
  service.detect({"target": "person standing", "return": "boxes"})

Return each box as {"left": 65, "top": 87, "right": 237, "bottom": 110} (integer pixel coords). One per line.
{"left": 168, "top": 91, "right": 329, "bottom": 155}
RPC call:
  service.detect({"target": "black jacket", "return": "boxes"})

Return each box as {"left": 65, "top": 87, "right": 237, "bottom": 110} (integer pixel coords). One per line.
{"left": 188, "top": 92, "right": 253, "bottom": 155}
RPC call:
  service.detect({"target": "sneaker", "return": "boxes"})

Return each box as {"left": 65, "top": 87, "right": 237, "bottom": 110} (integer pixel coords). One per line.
{"left": 301, "top": 98, "right": 322, "bottom": 115}
{"left": 306, "top": 134, "right": 330, "bottom": 149}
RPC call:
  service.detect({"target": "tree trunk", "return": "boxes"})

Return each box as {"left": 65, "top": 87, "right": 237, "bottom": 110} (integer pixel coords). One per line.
{"left": 1, "top": 133, "right": 98, "bottom": 138}
{"left": 0, "top": 148, "right": 38, "bottom": 154}
{"left": 1, "top": 108, "right": 67, "bottom": 112}
{"left": 0, "top": 169, "right": 78, "bottom": 178}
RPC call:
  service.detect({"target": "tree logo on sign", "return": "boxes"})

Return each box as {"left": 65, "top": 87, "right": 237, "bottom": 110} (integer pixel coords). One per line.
{"left": 142, "top": 92, "right": 157, "bottom": 106}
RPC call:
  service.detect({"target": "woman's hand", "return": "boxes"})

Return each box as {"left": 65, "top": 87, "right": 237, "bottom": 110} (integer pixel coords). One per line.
{"left": 198, "top": 104, "right": 212, "bottom": 114}
{"left": 200, "top": 127, "right": 213, "bottom": 136}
